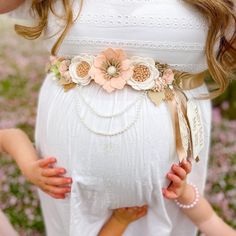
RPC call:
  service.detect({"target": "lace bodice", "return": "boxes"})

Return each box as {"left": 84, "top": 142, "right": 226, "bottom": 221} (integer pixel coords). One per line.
{"left": 10, "top": 0, "right": 209, "bottom": 73}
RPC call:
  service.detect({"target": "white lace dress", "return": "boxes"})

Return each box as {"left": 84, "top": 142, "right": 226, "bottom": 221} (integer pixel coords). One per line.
{"left": 11, "top": 1, "right": 212, "bottom": 236}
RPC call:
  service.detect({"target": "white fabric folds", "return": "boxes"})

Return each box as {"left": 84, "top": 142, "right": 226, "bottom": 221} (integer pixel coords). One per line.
{"left": 10, "top": 0, "right": 212, "bottom": 235}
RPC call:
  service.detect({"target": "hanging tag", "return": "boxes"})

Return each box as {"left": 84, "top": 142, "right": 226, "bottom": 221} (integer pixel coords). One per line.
{"left": 178, "top": 106, "right": 190, "bottom": 160}
{"left": 187, "top": 100, "right": 204, "bottom": 161}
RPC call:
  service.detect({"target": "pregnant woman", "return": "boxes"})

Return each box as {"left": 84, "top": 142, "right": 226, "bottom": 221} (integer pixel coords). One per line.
{"left": 2, "top": 0, "right": 236, "bottom": 235}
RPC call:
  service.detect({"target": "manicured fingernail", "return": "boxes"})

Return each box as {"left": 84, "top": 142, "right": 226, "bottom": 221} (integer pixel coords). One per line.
{"left": 67, "top": 179, "right": 72, "bottom": 183}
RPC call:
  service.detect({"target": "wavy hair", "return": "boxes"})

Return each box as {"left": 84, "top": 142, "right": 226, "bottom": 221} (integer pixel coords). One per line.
{"left": 15, "top": 0, "right": 236, "bottom": 98}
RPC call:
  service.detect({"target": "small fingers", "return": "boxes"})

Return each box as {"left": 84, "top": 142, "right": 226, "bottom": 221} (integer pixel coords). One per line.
{"left": 136, "top": 207, "right": 148, "bottom": 218}
{"left": 162, "top": 188, "right": 178, "bottom": 199}
{"left": 137, "top": 205, "right": 148, "bottom": 213}
{"left": 46, "top": 192, "right": 66, "bottom": 199}
{"left": 44, "top": 176, "right": 72, "bottom": 186}
{"left": 166, "top": 173, "right": 182, "bottom": 187}
{"left": 117, "top": 205, "right": 148, "bottom": 214}
{"left": 38, "top": 157, "right": 57, "bottom": 168}
{"left": 44, "top": 185, "right": 71, "bottom": 195}
{"left": 41, "top": 168, "right": 67, "bottom": 177}
{"left": 171, "top": 164, "right": 187, "bottom": 180}
{"left": 180, "top": 160, "right": 192, "bottom": 174}
{"left": 115, "top": 208, "right": 125, "bottom": 213}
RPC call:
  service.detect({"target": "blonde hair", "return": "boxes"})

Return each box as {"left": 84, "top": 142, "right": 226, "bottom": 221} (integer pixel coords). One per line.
{"left": 15, "top": 0, "right": 236, "bottom": 98}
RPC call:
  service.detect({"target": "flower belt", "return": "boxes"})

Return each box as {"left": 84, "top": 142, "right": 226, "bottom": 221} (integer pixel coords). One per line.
{"left": 48, "top": 48, "right": 206, "bottom": 163}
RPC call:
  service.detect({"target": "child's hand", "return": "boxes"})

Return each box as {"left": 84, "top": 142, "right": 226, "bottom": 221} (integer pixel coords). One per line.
{"left": 112, "top": 205, "right": 148, "bottom": 226}
{"left": 98, "top": 205, "right": 148, "bottom": 236}
{"left": 162, "top": 160, "right": 192, "bottom": 200}
{"left": 25, "top": 157, "right": 72, "bottom": 199}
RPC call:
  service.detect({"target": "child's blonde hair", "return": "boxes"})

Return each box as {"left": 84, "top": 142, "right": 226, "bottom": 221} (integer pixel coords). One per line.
{"left": 15, "top": 0, "right": 236, "bottom": 98}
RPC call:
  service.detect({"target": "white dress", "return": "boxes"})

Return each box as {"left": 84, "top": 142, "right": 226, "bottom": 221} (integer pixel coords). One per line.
{"left": 11, "top": 1, "right": 212, "bottom": 236}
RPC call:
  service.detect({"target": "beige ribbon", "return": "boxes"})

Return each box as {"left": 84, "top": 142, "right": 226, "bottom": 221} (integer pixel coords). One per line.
{"left": 167, "top": 90, "right": 191, "bottom": 162}
{"left": 167, "top": 99, "right": 186, "bottom": 162}
{"left": 174, "top": 70, "right": 206, "bottom": 91}
{"left": 167, "top": 72, "right": 205, "bottom": 162}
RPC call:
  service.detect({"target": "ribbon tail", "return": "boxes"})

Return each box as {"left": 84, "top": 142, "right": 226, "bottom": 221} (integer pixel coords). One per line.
{"left": 175, "top": 89, "right": 194, "bottom": 162}
{"left": 167, "top": 97, "right": 188, "bottom": 162}
{"left": 167, "top": 88, "right": 196, "bottom": 162}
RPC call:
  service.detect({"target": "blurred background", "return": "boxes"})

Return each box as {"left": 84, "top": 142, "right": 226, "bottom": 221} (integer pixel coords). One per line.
{"left": 0, "top": 16, "right": 236, "bottom": 235}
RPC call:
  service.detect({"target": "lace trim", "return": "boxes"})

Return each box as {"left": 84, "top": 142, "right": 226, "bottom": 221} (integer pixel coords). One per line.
{"left": 64, "top": 38, "right": 205, "bottom": 52}
{"left": 77, "top": 13, "right": 208, "bottom": 30}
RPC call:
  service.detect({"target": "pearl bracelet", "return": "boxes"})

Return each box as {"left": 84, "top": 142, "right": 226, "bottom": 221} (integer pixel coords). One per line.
{"left": 174, "top": 183, "right": 200, "bottom": 209}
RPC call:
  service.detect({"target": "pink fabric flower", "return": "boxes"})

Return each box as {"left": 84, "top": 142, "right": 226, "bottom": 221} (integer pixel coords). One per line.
{"left": 162, "top": 68, "right": 174, "bottom": 85}
{"left": 89, "top": 48, "right": 133, "bottom": 93}
{"left": 63, "top": 71, "right": 73, "bottom": 83}
{"left": 59, "top": 60, "right": 70, "bottom": 74}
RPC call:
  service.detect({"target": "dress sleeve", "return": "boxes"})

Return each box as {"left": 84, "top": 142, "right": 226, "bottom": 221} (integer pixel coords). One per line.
{"left": 7, "top": 1, "right": 33, "bottom": 21}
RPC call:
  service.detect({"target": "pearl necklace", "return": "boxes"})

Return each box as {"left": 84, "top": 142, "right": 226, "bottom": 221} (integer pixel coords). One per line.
{"left": 74, "top": 88, "right": 146, "bottom": 136}
{"left": 75, "top": 86, "right": 146, "bottom": 118}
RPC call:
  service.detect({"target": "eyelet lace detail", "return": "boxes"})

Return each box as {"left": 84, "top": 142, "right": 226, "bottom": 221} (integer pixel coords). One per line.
{"left": 78, "top": 13, "right": 208, "bottom": 30}
{"left": 61, "top": 38, "right": 207, "bottom": 73}
{"left": 65, "top": 38, "right": 205, "bottom": 52}
{"left": 45, "top": 0, "right": 209, "bottom": 74}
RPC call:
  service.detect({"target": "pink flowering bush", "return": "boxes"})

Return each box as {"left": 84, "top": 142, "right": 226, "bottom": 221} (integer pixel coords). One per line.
{"left": 205, "top": 112, "right": 236, "bottom": 228}
{"left": 0, "top": 18, "right": 48, "bottom": 235}
{"left": 0, "top": 18, "right": 235, "bottom": 235}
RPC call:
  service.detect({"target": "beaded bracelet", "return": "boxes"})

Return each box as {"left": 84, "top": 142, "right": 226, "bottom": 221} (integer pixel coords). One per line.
{"left": 174, "top": 182, "right": 200, "bottom": 209}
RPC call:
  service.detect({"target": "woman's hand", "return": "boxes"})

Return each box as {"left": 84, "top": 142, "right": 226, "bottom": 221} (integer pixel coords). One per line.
{"left": 25, "top": 157, "right": 72, "bottom": 199}
{"left": 162, "top": 160, "right": 192, "bottom": 200}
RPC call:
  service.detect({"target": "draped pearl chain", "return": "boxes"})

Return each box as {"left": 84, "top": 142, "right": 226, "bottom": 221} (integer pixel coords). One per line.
{"left": 74, "top": 87, "right": 147, "bottom": 136}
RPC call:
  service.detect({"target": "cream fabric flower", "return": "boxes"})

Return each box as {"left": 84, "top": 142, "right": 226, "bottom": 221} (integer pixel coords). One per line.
{"left": 127, "top": 56, "right": 159, "bottom": 90}
{"left": 69, "top": 54, "right": 94, "bottom": 86}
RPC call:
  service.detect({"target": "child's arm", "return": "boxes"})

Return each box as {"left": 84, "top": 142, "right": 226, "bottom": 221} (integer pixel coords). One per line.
{"left": 179, "top": 190, "right": 236, "bottom": 236}
{"left": 98, "top": 206, "right": 148, "bottom": 236}
{"left": 0, "top": 128, "right": 39, "bottom": 176}
{"left": 163, "top": 161, "right": 236, "bottom": 236}
{"left": 0, "top": 129, "right": 71, "bottom": 199}
{"left": 0, "top": 209, "right": 18, "bottom": 236}
{"left": 0, "top": 0, "right": 25, "bottom": 14}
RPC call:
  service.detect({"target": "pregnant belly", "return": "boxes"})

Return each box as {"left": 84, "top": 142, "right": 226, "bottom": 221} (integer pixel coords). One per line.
{"left": 35, "top": 75, "right": 182, "bottom": 211}
{"left": 69, "top": 115, "right": 175, "bottom": 210}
